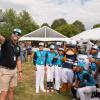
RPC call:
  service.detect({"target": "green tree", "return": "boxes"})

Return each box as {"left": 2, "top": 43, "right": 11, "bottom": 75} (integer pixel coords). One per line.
{"left": 0, "top": 9, "right": 5, "bottom": 24}
{"left": 18, "top": 10, "right": 39, "bottom": 35}
{"left": 0, "top": 8, "right": 17, "bottom": 37}
{"left": 0, "top": 9, "right": 39, "bottom": 37}
{"left": 55, "top": 24, "right": 80, "bottom": 37}
{"left": 51, "top": 18, "right": 67, "bottom": 29}
{"left": 93, "top": 24, "right": 100, "bottom": 28}
{"left": 73, "top": 20, "right": 85, "bottom": 32}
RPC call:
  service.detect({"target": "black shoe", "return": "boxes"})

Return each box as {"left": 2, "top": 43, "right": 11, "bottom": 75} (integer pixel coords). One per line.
{"left": 73, "top": 96, "right": 77, "bottom": 100}
{"left": 73, "top": 98, "right": 77, "bottom": 100}
{"left": 91, "top": 92, "right": 95, "bottom": 98}
{"left": 95, "top": 91, "right": 99, "bottom": 97}
{"left": 56, "top": 90, "right": 60, "bottom": 94}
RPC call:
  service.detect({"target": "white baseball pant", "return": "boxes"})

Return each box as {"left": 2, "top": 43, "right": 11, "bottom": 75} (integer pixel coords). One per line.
{"left": 54, "top": 65, "right": 62, "bottom": 90}
{"left": 35, "top": 65, "right": 45, "bottom": 92}
{"left": 77, "top": 86, "right": 96, "bottom": 100}
{"left": 62, "top": 68, "right": 74, "bottom": 83}
{"left": 46, "top": 65, "right": 54, "bottom": 82}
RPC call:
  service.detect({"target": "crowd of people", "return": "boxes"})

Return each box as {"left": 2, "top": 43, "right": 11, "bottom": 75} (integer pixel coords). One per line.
{"left": 33, "top": 41, "right": 100, "bottom": 100}
{"left": 0, "top": 28, "right": 100, "bottom": 100}
{"left": 19, "top": 41, "right": 33, "bottom": 63}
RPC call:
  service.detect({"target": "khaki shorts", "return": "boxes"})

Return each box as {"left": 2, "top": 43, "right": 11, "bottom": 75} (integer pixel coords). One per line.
{"left": 0, "top": 66, "right": 17, "bottom": 92}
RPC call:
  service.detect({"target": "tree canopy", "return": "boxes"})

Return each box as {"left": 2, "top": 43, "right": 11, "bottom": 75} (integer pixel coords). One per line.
{"left": 0, "top": 8, "right": 88, "bottom": 38}
{"left": 51, "top": 18, "right": 67, "bottom": 29}
{"left": 73, "top": 20, "right": 85, "bottom": 32}
{"left": 55, "top": 24, "right": 80, "bottom": 37}
{"left": 93, "top": 23, "right": 100, "bottom": 29}
{"left": 0, "top": 8, "right": 39, "bottom": 37}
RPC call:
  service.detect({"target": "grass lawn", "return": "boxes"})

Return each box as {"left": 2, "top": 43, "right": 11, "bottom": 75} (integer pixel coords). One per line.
{"left": 14, "top": 62, "right": 72, "bottom": 100}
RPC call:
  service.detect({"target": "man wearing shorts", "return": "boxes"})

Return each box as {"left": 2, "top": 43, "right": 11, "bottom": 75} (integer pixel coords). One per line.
{"left": 0, "top": 28, "right": 22, "bottom": 100}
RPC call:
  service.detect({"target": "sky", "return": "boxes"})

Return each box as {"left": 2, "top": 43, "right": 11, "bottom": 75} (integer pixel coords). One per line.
{"left": 0, "top": 0, "right": 100, "bottom": 29}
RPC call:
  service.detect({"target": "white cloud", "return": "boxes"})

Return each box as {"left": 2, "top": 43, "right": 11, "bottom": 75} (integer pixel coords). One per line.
{"left": 0, "top": 0, "right": 100, "bottom": 29}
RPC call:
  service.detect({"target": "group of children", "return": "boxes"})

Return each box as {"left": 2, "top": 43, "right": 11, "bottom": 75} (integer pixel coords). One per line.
{"left": 33, "top": 41, "right": 100, "bottom": 100}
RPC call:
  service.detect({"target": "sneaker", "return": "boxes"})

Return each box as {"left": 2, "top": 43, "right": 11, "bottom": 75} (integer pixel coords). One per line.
{"left": 41, "top": 89, "right": 46, "bottom": 92}
{"left": 36, "top": 90, "right": 39, "bottom": 93}
{"left": 46, "top": 89, "right": 49, "bottom": 93}
{"left": 73, "top": 97, "right": 77, "bottom": 100}
{"left": 73, "top": 98, "right": 76, "bottom": 100}
{"left": 56, "top": 90, "right": 60, "bottom": 94}
{"left": 51, "top": 89, "right": 54, "bottom": 92}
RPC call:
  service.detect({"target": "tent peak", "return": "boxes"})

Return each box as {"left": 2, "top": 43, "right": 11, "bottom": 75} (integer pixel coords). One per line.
{"left": 19, "top": 26, "right": 70, "bottom": 41}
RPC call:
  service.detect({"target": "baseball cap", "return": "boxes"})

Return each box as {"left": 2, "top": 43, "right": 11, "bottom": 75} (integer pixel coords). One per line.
{"left": 66, "top": 40, "right": 77, "bottom": 48}
{"left": 73, "top": 62, "right": 78, "bottom": 66}
{"left": 71, "top": 40, "right": 77, "bottom": 45}
{"left": 50, "top": 45, "right": 55, "bottom": 49}
{"left": 39, "top": 42, "right": 44, "bottom": 46}
{"left": 56, "top": 42, "right": 62, "bottom": 46}
{"left": 58, "top": 48, "right": 64, "bottom": 51}
{"left": 91, "top": 45, "right": 98, "bottom": 50}
{"left": 13, "top": 28, "right": 21, "bottom": 36}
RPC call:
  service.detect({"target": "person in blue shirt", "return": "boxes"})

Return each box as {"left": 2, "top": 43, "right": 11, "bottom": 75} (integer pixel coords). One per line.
{"left": 46, "top": 45, "right": 57, "bottom": 92}
{"left": 55, "top": 42, "right": 62, "bottom": 51}
{"left": 89, "top": 45, "right": 99, "bottom": 75}
{"left": 71, "top": 62, "right": 79, "bottom": 100}
{"left": 76, "top": 65, "right": 96, "bottom": 100}
{"left": 89, "top": 45, "right": 99, "bottom": 59}
{"left": 89, "top": 61, "right": 97, "bottom": 75}
{"left": 33, "top": 42, "right": 46, "bottom": 93}
{"left": 89, "top": 45, "right": 100, "bottom": 95}
{"left": 26, "top": 42, "right": 32, "bottom": 62}
{"left": 53, "top": 48, "right": 64, "bottom": 93}
{"left": 77, "top": 47, "right": 90, "bottom": 71}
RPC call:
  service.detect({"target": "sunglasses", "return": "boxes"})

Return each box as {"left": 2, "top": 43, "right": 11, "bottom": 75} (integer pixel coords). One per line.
{"left": 39, "top": 45, "right": 44, "bottom": 47}
{"left": 13, "top": 32, "right": 21, "bottom": 36}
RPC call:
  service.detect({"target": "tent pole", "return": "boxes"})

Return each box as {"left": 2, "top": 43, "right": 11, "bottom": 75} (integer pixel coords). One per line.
{"left": 45, "top": 26, "right": 47, "bottom": 47}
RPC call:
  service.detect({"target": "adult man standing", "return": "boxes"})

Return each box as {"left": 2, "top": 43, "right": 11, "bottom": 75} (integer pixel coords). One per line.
{"left": 33, "top": 42, "right": 46, "bottom": 93}
{"left": 0, "top": 28, "right": 22, "bottom": 100}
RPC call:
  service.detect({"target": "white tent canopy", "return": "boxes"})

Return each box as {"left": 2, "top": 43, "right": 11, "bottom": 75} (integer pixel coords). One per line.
{"left": 71, "top": 28, "right": 100, "bottom": 41}
{"left": 19, "top": 26, "right": 70, "bottom": 42}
